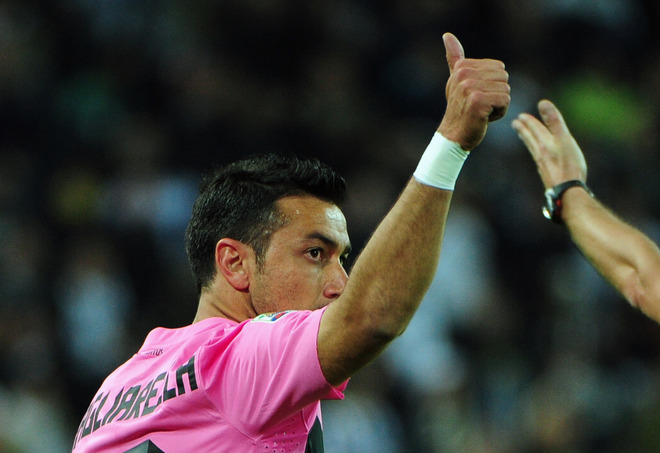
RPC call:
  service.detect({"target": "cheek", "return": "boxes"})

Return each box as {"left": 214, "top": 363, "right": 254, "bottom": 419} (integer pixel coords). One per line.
{"left": 258, "top": 264, "right": 324, "bottom": 310}
{"left": 279, "top": 267, "right": 319, "bottom": 301}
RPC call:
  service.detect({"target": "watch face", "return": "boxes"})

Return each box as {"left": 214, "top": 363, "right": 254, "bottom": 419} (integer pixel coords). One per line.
{"left": 542, "top": 205, "right": 552, "bottom": 220}
{"left": 543, "top": 191, "right": 554, "bottom": 220}
{"left": 542, "top": 181, "right": 592, "bottom": 224}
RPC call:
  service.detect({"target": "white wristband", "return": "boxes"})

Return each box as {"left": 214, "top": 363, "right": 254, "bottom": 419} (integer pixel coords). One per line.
{"left": 413, "top": 132, "right": 468, "bottom": 190}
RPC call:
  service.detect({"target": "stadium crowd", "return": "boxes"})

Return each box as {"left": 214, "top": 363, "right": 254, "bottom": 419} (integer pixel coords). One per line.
{"left": 1, "top": 0, "right": 660, "bottom": 451}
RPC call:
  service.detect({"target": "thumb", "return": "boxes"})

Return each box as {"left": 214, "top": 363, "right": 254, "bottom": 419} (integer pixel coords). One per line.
{"left": 538, "top": 99, "right": 570, "bottom": 136}
{"left": 443, "top": 32, "right": 465, "bottom": 73}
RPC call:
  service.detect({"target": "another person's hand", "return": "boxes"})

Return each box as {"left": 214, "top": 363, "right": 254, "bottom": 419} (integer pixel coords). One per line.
{"left": 438, "top": 33, "right": 510, "bottom": 151}
{"left": 512, "top": 99, "right": 588, "bottom": 189}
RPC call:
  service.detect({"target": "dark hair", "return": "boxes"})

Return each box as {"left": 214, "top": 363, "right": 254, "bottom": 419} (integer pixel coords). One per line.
{"left": 185, "top": 153, "right": 346, "bottom": 293}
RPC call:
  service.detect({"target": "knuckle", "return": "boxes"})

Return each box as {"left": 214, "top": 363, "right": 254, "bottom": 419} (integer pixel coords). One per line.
{"left": 452, "top": 65, "right": 471, "bottom": 82}
{"left": 458, "top": 77, "right": 478, "bottom": 95}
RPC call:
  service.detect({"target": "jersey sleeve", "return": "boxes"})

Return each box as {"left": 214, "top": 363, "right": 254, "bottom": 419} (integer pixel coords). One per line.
{"left": 198, "top": 307, "right": 347, "bottom": 434}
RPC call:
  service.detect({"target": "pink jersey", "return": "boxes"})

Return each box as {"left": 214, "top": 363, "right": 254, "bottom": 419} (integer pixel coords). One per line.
{"left": 72, "top": 308, "right": 346, "bottom": 453}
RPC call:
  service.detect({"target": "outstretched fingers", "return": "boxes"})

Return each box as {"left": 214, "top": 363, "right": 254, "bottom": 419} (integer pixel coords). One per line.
{"left": 513, "top": 99, "right": 589, "bottom": 188}
{"left": 512, "top": 111, "right": 551, "bottom": 161}
{"left": 538, "top": 99, "right": 571, "bottom": 137}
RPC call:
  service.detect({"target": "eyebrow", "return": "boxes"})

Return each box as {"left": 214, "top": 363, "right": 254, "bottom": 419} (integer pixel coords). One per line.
{"left": 306, "top": 232, "right": 352, "bottom": 256}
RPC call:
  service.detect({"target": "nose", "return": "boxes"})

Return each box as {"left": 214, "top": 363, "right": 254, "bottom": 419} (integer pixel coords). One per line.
{"left": 323, "top": 262, "right": 348, "bottom": 299}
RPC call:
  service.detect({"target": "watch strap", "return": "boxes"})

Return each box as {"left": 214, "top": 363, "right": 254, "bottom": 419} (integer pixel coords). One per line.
{"left": 542, "top": 179, "right": 593, "bottom": 224}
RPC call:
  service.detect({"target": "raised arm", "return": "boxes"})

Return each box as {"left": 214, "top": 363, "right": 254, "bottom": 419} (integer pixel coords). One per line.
{"left": 318, "top": 33, "right": 510, "bottom": 385}
{"left": 513, "top": 99, "right": 660, "bottom": 323}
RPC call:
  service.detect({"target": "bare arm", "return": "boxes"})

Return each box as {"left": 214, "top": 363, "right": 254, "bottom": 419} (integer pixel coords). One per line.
{"left": 513, "top": 100, "right": 660, "bottom": 323}
{"left": 319, "top": 33, "right": 511, "bottom": 385}
{"left": 563, "top": 189, "right": 660, "bottom": 320}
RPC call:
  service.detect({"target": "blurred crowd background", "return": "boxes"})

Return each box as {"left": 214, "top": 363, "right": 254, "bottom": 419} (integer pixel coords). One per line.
{"left": 2, "top": 0, "right": 660, "bottom": 451}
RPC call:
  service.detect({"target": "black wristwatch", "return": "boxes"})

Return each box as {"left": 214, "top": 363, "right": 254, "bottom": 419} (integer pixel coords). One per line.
{"left": 542, "top": 180, "right": 593, "bottom": 224}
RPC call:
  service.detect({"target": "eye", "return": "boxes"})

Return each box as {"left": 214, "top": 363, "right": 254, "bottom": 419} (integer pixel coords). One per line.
{"left": 307, "top": 248, "right": 324, "bottom": 261}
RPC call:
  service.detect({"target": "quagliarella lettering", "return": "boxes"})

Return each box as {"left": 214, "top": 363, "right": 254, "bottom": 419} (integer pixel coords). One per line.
{"left": 73, "top": 355, "right": 198, "bottom": 448}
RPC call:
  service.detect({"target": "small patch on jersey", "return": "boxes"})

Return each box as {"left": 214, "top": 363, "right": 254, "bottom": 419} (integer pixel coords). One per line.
{"left": 252, "top": 310, "right": 296, "bottom": 323}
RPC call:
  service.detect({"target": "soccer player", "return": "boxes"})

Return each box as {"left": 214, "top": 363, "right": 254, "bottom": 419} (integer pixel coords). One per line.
{"left": 72, "top": 33, "right": 510, "bottom": 453}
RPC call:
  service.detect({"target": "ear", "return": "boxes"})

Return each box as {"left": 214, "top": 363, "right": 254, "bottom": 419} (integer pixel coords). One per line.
{"left": 215, "top": 238, "right": 254, "bottom": 291}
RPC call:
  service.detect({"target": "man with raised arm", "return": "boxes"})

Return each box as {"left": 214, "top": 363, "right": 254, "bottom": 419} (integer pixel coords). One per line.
{"left": 72, "top": 33, "right": 510, "bottom": 453}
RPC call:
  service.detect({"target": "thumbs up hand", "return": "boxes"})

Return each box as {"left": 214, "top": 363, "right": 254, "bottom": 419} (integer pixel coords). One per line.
{"left": 438, "top": 33, "right": 510, "bottom": 151}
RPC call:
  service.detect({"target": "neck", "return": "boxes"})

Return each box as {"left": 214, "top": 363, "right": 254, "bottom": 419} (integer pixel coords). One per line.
{"left": 193, "top": 289, "right": 255, "bottom": 324}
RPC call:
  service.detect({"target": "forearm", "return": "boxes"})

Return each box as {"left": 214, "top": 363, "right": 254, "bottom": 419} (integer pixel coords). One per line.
{"left": 318, "top": 32, "right": 509, "bottom": 385}
{"left": 563, "top": 188, "right": 660, "bottom": 321}
{"left": 345, "top": 178, "right": 451, "bottom": 335}
{"left": 319, "top": 179, "right": 452, "bottom": 383}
